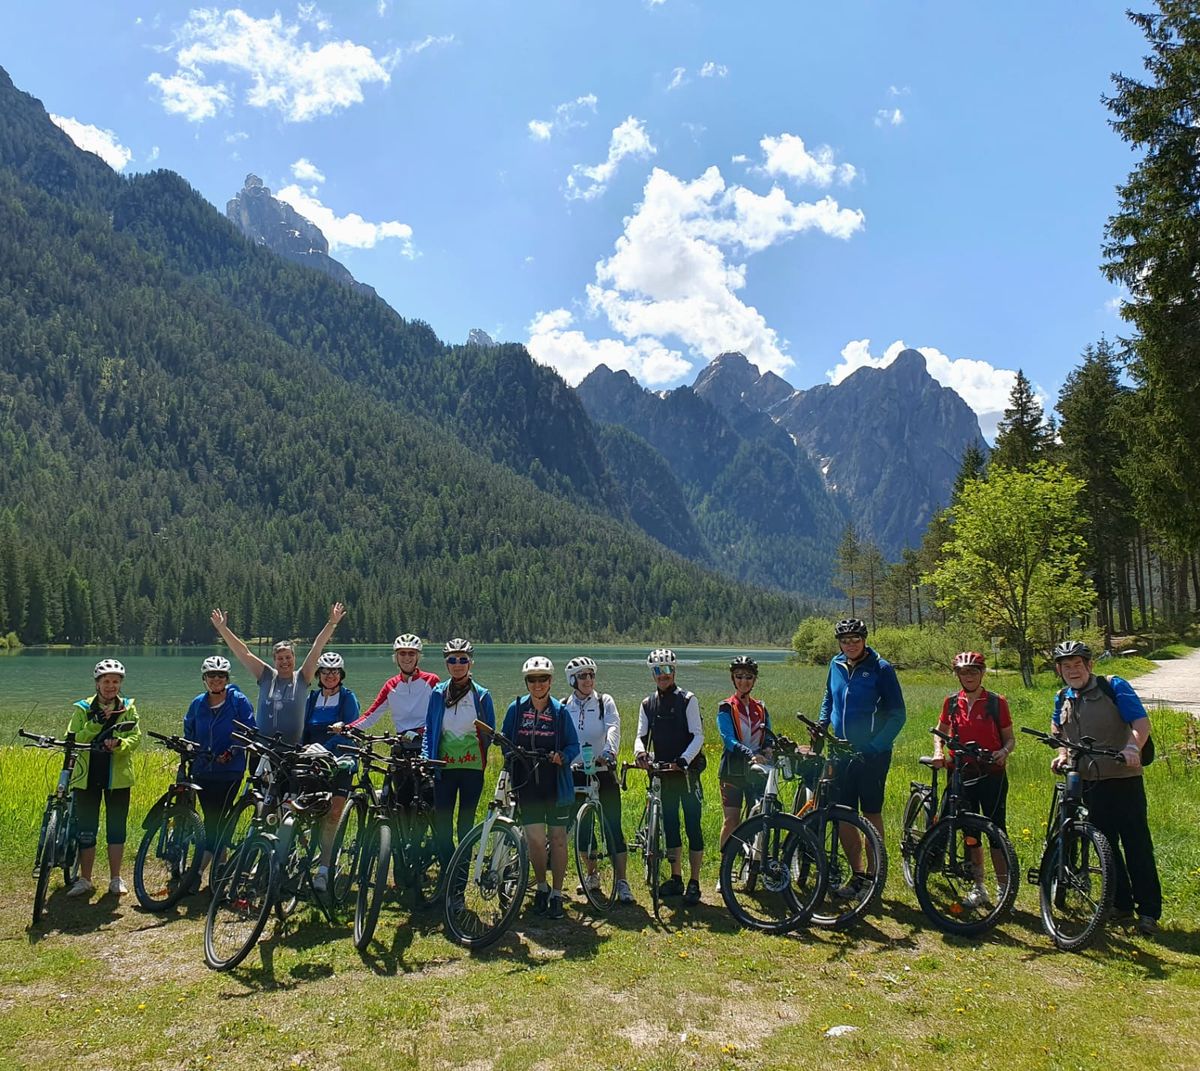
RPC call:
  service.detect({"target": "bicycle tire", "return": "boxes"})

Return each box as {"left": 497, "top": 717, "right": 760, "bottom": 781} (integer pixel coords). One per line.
{"left": 61, "top": 808, "right": 80, "bottom": 889}
{"left": 275, "top": 815, "right": 319, "bottom": 920}
{"left": 646, "top": 805, "right": 664, "bottom": 920}
{"left": 32, "top": 810, "right": 58, "bottom": 926}
{"left": 328, "top": 794, "right": 368, "bottom": 919}
{"left": 573, "top": 799, "right": 617, "bottom": 912}
{"left": 409, "top": 812, "right": 443, "bottom": 909}
{"left": 720, "top": 812, "right": 826, "bottom": 933}
{"left": 899, "top": 786, "right": 934, "bottom": 889}
{"left": 913, "top": 813, "right": 1019, "bottom": 936}
{"left": 134, "top": 805, "right": 205, "bottom": 912}
{"left": 1038, "top": 821, "right": 1115, "bottom": 952}
{"left": 204, "top": 834, "right": 276, "bottom": 971}
{"left": 354, "top": 820, "right": 391, "bottom": 951}
{"left": 802, "top": 805, "right": 887, "bottom": 929}
{"left": 443, "top": 819, "right": 528, "bottom": 949}
{"left": 209, "top": 795, "right": 258, "bottom": 888}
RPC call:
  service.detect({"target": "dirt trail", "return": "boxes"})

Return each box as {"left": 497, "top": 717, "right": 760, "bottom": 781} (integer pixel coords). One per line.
{"left": 1121, "top": 646, "right": 1200, "bottom": 713}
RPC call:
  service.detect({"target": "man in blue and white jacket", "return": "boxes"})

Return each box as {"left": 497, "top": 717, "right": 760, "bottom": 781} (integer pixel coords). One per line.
{"left": 817, "top": 618, "right": 906, "bottom": 896}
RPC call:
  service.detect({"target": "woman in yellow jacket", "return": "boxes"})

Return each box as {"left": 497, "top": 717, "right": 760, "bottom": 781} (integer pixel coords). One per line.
{"left": 65, "top": 659, "right": 142, "bottom": 898}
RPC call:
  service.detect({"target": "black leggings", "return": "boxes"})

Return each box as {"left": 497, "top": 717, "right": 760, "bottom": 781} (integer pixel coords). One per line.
{"left": 572, "top": 769, "right": 628, "bottom": 854}
{"left": 196, "top": 780, "right": 243, "bottom": 853}
{"left": 73, "top": 787, "right": 131, "bottom": 848}
{"left": 660, "top": 772, "right": 704, "bottom": 853}
{"left": 433, "top": 768, "right": 485, "bottom": 862}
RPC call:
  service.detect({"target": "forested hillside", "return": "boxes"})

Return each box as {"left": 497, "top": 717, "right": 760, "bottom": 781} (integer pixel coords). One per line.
{"left": 0, "top": 67, "right": 805, "bottom": 646}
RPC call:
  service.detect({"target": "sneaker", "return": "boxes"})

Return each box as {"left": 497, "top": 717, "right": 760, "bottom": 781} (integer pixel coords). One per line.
{"left": 546, "top": 893, "right": 565, "bottom": 920}
{"left": 962, "top": 885, "right": 992, "bottom": 910}
{"left": 615, "top": 879, "right": 634, "bottom": 904}
{"left": 66, "top": 877, "right": 94, "bottom": 898}
{"left": 532, "top": 887, "right": 549, "bottom": 914}
{"left": 1111, "top": 908, "right": 1136, "bottom": 924}
{"left": 581, "top": 872, "right": 602, "bottom": 894}
{"left": 659, "top": 875, "right": 684, "bottom": 898}
{"left": 683, "top": 879, "right": 701, "bottom": 905}
{"left": 833, "top": 873, "right": 870, "bottom": 900}
{"left": 108, "top": 877, "right": 127, "bottom": 896}
{"left": 714, "top": 879, "right": 723, "bottom": 895}
{"left": 312, "top": 869, "right": 329, "bottom": 894}
{"left": 1136, "top": 915, "right": 1159, "bottom": 935}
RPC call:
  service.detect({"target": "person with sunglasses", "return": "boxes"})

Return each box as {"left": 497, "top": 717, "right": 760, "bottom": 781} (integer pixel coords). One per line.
{"left": 717, "top": 656, "right": 775, "bottom": 856}
{"left": 423, "top": 639, "right": 496, "bottom": 865}
{"left": 183, "top": 655, "right": 256, "bottom": 880}
{"left": 634, "top": 648, "right": 705, "bottom": 906}
{"left": 561, "top": 656, "right": 633, "bottom": 904}
{"left": 210, "top": 603, "right": 346, "bottom": 745}
{"left": 350, "top": 634, "right": 439, "bottom": 737}
{"left": 500, "top": 656, "right": 580, "bottom": 919}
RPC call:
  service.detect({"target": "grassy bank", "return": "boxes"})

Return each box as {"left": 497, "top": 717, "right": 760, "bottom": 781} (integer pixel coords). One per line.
{"left": 1, "top": 660, "right": 1198, "bottom": 1070}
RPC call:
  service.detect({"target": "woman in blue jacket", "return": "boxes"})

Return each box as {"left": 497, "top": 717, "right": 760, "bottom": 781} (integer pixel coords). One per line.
{"left": 183, "top": 655, "right": 255, "bottom": 878}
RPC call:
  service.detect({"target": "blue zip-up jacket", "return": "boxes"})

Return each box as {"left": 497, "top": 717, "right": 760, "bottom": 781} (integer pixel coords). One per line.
{"left": 304, "top": 686, "right": 359, "bottom": 756}
{"left": 423, "top": 679, "right": 496, "bottom": 774}
{"left": 818, "top": 646, "right": 906, "bottom": 754}
{"left": 183, "top": 684, "right": 255, "bottom": 782}
{"left": 501, "top": 695, "right": 580, "bottom": 806}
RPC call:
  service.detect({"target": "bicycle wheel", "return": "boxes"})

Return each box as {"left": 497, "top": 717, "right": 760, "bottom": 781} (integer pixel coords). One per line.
{"left": 914, "top": 814, "right": 1019, "bottom": 936}
{"left": 645, "top": 806, "right": 665, "bottom": 919}
{"left": 573, "top": 800, "right": 617, "bottom": 912}
{"left": 204, "top": 834, "right": 276, "bottom": 971}
{"left": 134, "top": 805, "right": 205, "bottom": 911}
{"left": 803, "top": 805, "right": 887, "bottom": 929}
{"left": 354, "top": 820, "right": 391, "bottom": 951}
{"left": 443, "top": 820, "right": 528, "bottom": 949}
{"left": 275, "top": 816, "right": 319, "bottom": 920}
{"left": 899, "top": 786, "right": 935, "bottom": 889}
{"left": 409, "top": 812, "right": 443, "bottom": 909}
{"left": 328, "top": 795, "right": 367, "bottom": 918}
{"left": 1038, "top": 821, "right": 1115, "bottom": 951}
{"left": 210, "top": 795, "right": 258, "bottom": 888}
{"left": 32, "top": 811, "right": 58, "bottom": 926}
{"left": 720, "top": 812, "right": 826, "bottom": 933}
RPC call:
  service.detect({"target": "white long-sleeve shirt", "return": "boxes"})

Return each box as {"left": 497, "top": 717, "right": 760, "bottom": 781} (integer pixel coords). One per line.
{"left": 561, "top": 690, "right": 621, "bottom": 759}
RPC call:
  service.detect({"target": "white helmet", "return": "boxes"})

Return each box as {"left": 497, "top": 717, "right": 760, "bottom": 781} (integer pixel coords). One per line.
{"left": 565, "top": 656, "right": 597, "bottom": 688}
{"left": 392, "top": 634, "right": 423, "bottom": 652}
{"left": 647, "top": 648, "right": 677, "bottom": 669}
{"left": 202, "top": 656, "right": 231, "bottom": 677}
{"left": 522, "top": 655, "right": 554, "bottom": 677}
{"left": 94, "top": 658, "right": 126, "bottom": 680}
{"left": 316, "top": 652, "right": 345, "bottom": 673}
{"left": 443, "top": 638, "right": 474, "bottom": 657}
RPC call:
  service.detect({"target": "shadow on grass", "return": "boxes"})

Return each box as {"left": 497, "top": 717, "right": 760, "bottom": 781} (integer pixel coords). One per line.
{"left": 357, "top": 902, "right": 448, "bottom": 976}
{"left": 27, "top": 886, "right": 131, "bottom": 941}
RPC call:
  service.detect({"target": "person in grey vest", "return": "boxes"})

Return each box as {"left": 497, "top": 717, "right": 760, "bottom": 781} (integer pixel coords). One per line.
{"left": 1051, "top": 640, "right": 1161, "bottom": 935}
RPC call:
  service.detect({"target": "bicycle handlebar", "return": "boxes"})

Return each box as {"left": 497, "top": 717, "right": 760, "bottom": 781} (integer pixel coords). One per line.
{"left": 19, "top": 725, "right": 135, "bottom": 750}
{"left": 930, "top": 727, "right": 993, "bottom": 763}
{"left": 472, "top": 719, "right": 552, "bottom": 764}
{"left": 618, "top": 758, "right": 681, "bottom": 791}
{"left": 147, "top": 729, "right": 209, "bottom": 757}
{"left": 1020, "top": 726, "right": 1126, "bottom": 762}
{"left": 795, "top": 714, "right": 853, "bottom": 754}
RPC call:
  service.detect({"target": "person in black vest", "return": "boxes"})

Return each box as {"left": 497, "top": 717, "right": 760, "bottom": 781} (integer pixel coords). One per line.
{"left": 634, "top": 648, "right": 705, "bottom": 905}
{"left": 1051, "top": 640, "right": 1161, "bottom": 935}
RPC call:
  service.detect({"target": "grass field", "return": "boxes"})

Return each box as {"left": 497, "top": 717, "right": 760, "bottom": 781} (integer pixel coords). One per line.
{"left": 1, "top": 660, "right": 1198, "bottom": 1070}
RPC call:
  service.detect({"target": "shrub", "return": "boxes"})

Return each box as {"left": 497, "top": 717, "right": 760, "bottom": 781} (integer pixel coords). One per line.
{"left": 792, "top": 618, "right": 989, "bottom": 670}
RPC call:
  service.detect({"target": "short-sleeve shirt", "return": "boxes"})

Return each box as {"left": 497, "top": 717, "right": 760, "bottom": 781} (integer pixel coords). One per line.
{"left": 256, "top": 668, "right": 306, "bottom": 745}
{"left": 941, "top": 690, "right": 1011, "bottom": 754}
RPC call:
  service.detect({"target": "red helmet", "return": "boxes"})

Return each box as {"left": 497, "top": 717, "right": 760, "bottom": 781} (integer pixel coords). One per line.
{"left": 953, "top": 651, "right": 986, "bottom": 671}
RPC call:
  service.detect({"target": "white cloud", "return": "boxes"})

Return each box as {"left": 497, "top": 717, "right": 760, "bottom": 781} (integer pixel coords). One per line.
{"left": 527, "top": 93, "right": 597, "bottom": 141}
{"left": 225, "top": 130, "right": 249, "bottom": 143}
{"left": 150, "top": 8, "right": 390, "bottom": 123}
{"left": 527, "top": 308, "right": 691, "bottom": 387}
{"left": 389, "top": 33, "right": 455, "bottom": 65}
{"left": 699, "top": 60, "right": 728, "bottom": 79}
{"left": 275, "top": 182, "right": 414, "bottom": 255}
{"left": 49, "top": 114, "right": 133, "bottom": 171}
{"left": 147, "top": 146, "right": 160, "bottom": 163}
{"left": 1105, "top": 295, "right": 1123, "bottom": 314}
{"left": 290, "top": 157, "right": 325, "bottom": 186}
{"left": 377, "top": 0, "right": 388, "bottom": 14}
{"left": 827, "top": 339, "right": 1027, "bottom": 441}
{"left": 667, "top": 66, "right": 687, "bottom": 92}
{"left": 668, "top": 61, "right": 727, "bottom": 92}
{"left": 757, "top": 133, "right": 857, "bottom": 187}
{"left": 874, "top": 107, "right": 904, "bottom": 127}
{"left": 567, "top": 116, "right": 656, "bottom": 201}
{"left": 888, "top": 84, "right": 911, "bottom": 97}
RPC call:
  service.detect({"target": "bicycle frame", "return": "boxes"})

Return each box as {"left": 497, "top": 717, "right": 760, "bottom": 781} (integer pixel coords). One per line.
{"left": 469, "top": 769, "right": 521, "bottom": 885}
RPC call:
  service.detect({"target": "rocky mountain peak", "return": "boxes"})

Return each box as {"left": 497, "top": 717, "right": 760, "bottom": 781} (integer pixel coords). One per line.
{"left": 466, "top": 328, "right": 498, "bottom": 347}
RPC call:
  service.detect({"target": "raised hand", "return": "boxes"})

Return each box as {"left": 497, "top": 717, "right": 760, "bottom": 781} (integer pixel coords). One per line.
{"left": 329, "top": 602, "right": 346, "bottom": 626}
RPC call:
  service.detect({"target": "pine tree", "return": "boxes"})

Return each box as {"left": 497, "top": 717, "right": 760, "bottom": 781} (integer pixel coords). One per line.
{"left": 990, "top": 370, "right": 1054, "bottom": 472}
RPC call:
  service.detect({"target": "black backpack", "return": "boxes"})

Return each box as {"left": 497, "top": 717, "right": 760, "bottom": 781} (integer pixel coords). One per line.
{"left": 945, "top": 691, "right": 1004, "bottom": 744}
{"left": 1056, "top": 675, "right": 1155, "bottom": 766}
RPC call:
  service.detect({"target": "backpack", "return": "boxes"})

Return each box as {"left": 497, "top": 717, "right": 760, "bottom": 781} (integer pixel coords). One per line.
{"left": 946, "top": 690, "right": 1003, "bottom": 745}
{"left": 1056, "top": 675, "right": 1155, "bottom": 766}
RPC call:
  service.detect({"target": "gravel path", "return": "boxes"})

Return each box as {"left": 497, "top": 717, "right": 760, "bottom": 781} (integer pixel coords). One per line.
{"left": 1120, "top": 646, "right": 1200, "bottom": 713}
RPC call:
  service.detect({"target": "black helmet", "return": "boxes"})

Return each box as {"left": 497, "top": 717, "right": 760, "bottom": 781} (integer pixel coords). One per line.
{"left": 729, "top": 655, "right": 759, "bottom": 675}
{"left": 834, "top": 618, "right": 868, "bottom": 639}
{"left": 1053, "top": 640, "right": 1092, "bottom": 663}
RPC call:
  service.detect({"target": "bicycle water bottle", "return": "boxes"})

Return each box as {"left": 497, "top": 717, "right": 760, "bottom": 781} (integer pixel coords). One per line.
{"left": 1065, "top": 770, "right": 1081, "bottom": 799}
{"left": 581, "top": 742, "right": 595, "bottom": 775}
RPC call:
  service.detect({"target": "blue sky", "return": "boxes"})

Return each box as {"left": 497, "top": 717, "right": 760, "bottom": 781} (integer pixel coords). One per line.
{"left": 1, "top": 1, "right": 1149, "bottom": 439}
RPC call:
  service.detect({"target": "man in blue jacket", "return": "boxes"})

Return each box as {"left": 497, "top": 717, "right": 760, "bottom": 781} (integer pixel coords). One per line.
{"left": 817, "top": 618, "right": 906, "bottom": 897}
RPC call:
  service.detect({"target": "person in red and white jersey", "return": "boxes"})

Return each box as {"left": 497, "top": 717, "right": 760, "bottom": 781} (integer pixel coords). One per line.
{"left": 350, "top": 634, "right": 440, "bottom": 736}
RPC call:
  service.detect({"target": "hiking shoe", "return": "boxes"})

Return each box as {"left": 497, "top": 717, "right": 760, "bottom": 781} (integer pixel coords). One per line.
{"left": 546, "top": 894, "right": 565, "bottom": 920}
{"left": 312, "top": 869, "right": 329, "bottom": 894}
{"left": 577, "top": 872, "right": 601, "bottom": 896}
{"left": 683, "top": 879, "right": 701, "bottom": 905}
{"left": 833, "top": 873, "right": 870, "bottom": 900}
{"left": 615, "top": 879, "right": 634, "bottom": 904}
{"left": 108, "top": 877, "right": 128, "bottom": 896}
{"left": 1136, "top": 915, "right": 1159, "bottom": 935}
{"left": 532, "top": 887, "right": 549, "bottom": 914}
{"left": 962, "top": 885, "right": 992, "bottom": 910}
{"left": 659, "top": 875, "right": 684, "bottom": 897}
{"left": 66, "top": 877, "right": 94, "bottom": 898}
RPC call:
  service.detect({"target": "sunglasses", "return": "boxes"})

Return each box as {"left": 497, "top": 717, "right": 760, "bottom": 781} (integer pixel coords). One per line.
{"left": 445, "top": 656, "right": 472, "bottom": 665}
{"left": 204, "top": 672, "right": 230, "bottom": 680}
{"left": 525, "top": 675, "right": 552, "bottom": 685}
{"left": 652, "top": 666, "right": 675, "bottom": 676}
{"left": 574, "top": 671, "right": 595, "bottom": 680}
{"left": 318, "top": 667, "right": 342, "bottom": 674}
{"left": 732, "top": 673, "right": 756, "bottom": 681}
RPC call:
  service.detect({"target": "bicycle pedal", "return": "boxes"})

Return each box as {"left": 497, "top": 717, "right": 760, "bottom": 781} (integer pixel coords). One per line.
{"left": 1025, "top": 867, "right": 1040, "bottom": 885}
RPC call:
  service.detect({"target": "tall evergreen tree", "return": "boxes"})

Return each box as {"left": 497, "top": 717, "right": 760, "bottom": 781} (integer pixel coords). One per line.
{"left": 952, "top": 441, "right": 988, "bottom": 499}
{"left": 990, "top": 370, "right": 1054, "bottom": 472}
{"left": 833, "top": 524, "right": 863, "bottom": 615}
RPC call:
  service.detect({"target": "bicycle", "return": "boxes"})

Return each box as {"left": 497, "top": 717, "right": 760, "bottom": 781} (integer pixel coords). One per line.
{"left": 21, "top": 723, "right": 136, "bottom": 927}
{"left": 909, "top": 728, "right": 1019, "bottom": 936}
{"left": 621, "top": 758, "right": 684, "bottom": 922}
{"left": 132, "top": 730, "right": 209, "bottom": 911}
{"left": 792, "top": 715, "right": 888, "bottom": 929}
{"left": 1021, "top": 727, "right": 1123, "bottom": 951}
{"left": 718, "top": 736, "right": 828, "bottom": 933}
{"left": 570, "top": 756, "right": 619, "bottom": 913}
{"left": 344, "top": 729, "right": 446, "bottom": 951}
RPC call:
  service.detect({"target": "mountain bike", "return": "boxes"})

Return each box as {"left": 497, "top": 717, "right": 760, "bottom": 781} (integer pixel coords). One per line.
{"left": 792, "top": 715, "right": 888, "bottom": 929}
{"left": 441, "top": 721, "right": 533, "bottom": 949}
{"left": 132, "top": 730, "right": 209, "bottom": 911}
{"left": 1021, "top": 727, "right": 1123, "bottom": 951}
{"left": 21, "top": 724, "right": 135, "bottom": 927}
{"left": 622, "top": 759, "right": 685, "bottom": 922}
{"left": 909, "top": 728, "right": 1019, "bottom": 936}
{"left": 571, "top": 757, "right": 618, "bottom": 913}
{"left": 718, "top": 736, "right": 828, "bottom": 933}
{"left": 345, "top": 729, "right": 445, "bottom": 951}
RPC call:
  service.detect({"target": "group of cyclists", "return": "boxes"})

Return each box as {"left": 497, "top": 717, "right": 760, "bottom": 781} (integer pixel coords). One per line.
{"left": 46, "top": 607, "right": 1164, "bottom": 940}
